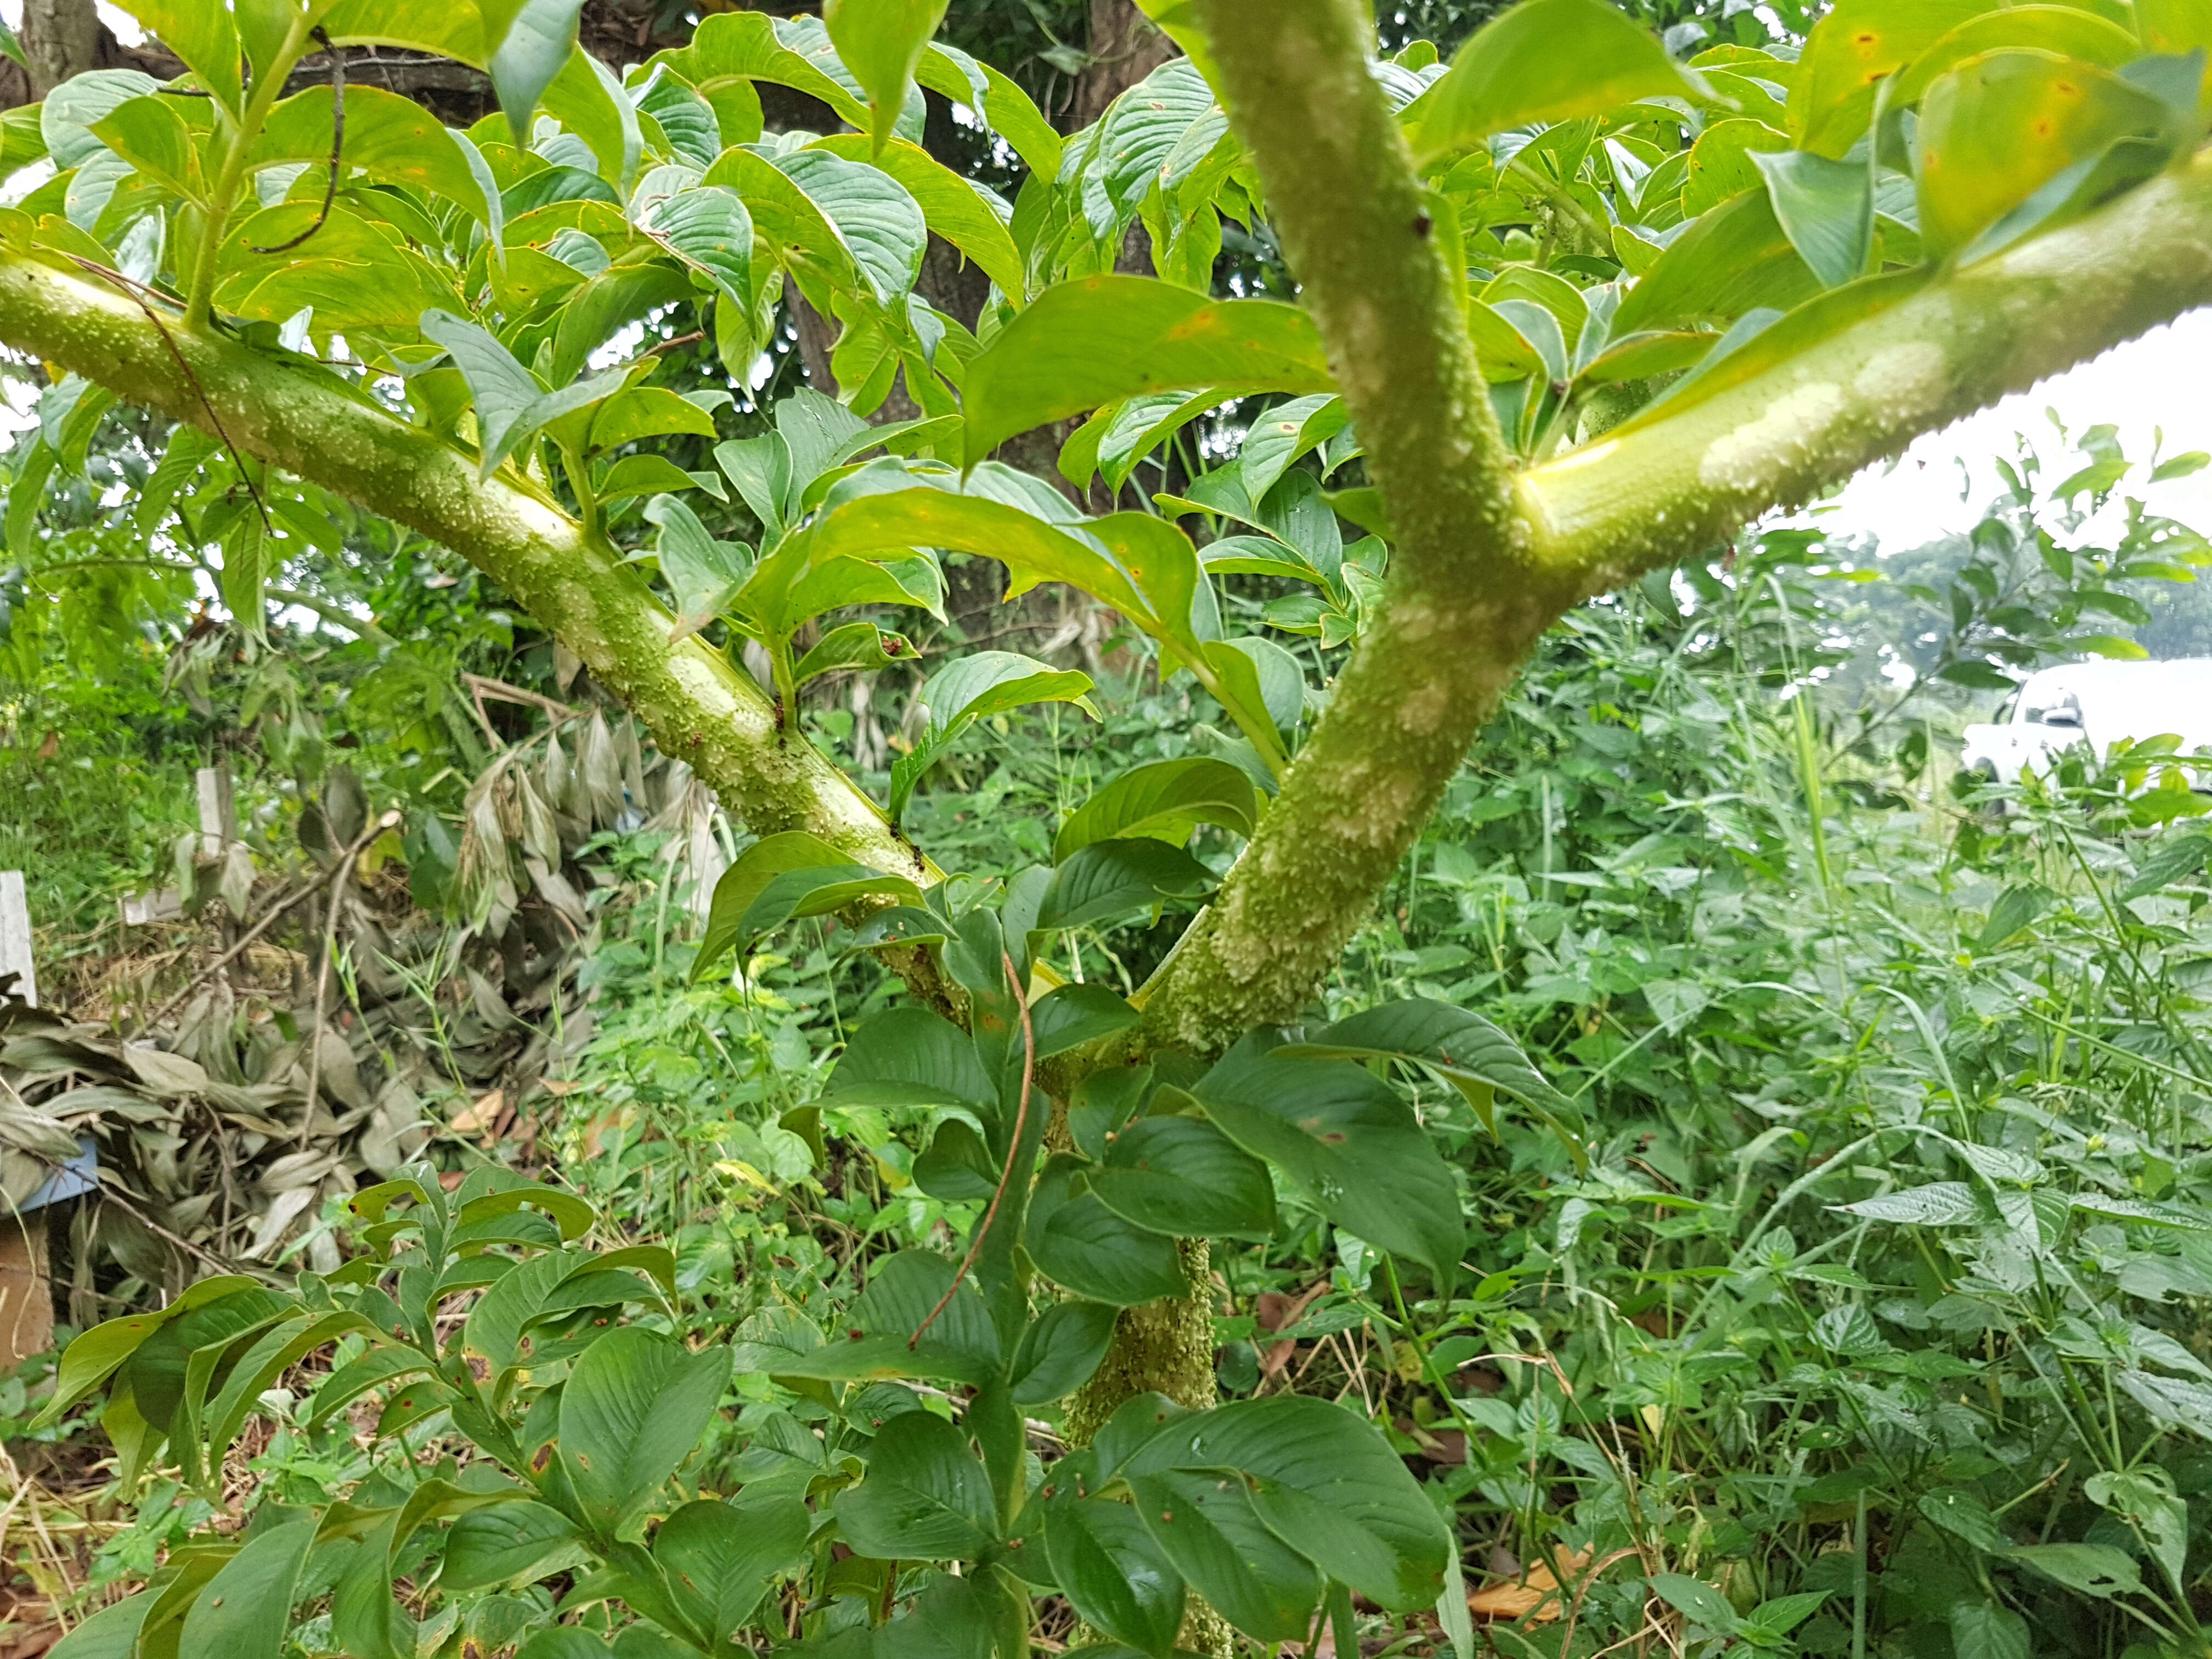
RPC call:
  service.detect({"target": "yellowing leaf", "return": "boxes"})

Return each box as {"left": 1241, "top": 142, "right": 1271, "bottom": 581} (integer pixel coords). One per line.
{"left": 1787, "top": 0, "right": 1989, "bottom": 156}
{"left": 1917, "top": 49, "right": 2172, "bottom": 259}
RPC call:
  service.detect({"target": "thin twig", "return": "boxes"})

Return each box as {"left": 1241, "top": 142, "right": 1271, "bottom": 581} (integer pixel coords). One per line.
{"left": 63, "top": 255, "right": 274, "bottom": 533}
{"left": 95, "top": 1183, "right": 264, "bottom": 1279}
{"left": 129, "top": 869, "right": 326, "bottom": 1036}
{"left": 248, "top": 27, "right": 342, "bottom": 255}
{"left": 910, "top": 951, "right": 1033, "bottom": 1348}
{"left": 298, "top": 810, "right": 400, "bottom": 1149}
{"left": 461, "top": 673, "right": 580, "bottom": 722}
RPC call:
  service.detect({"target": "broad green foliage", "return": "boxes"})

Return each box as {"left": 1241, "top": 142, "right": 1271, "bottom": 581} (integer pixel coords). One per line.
{"left": 15, "top": 1, "right": 2212, "bottom": 1657}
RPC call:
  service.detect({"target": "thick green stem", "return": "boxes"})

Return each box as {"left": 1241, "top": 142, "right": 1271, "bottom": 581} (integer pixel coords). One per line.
{"left": 184, "top": 14, "right": 315, "bottom": 326}
{"left": 1522, "top": 151, "right": 2212, "bottom": 594}
{"left": 1141, "top": 0, "right": 1547, "bottom": 1054}
{"left": 0, "top": 256, "right": 918, "bottom": 879}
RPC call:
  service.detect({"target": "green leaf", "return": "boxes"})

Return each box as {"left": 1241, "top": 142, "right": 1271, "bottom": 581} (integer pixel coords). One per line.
{"left": 773, "top": 146, "right": 928, "bottom": 303}
{"left": 1193, "top": 1048, "right": 1465, "bottom": 1289}
{"left": 490, "top": 0, "right": 590, "bottom": 143}
{"left": 1834, "top": 1182, "right": 1982, "bottom": 1224}
{"left": 1009, "top": 1300, "right": 1120, "bottom": 1404}
{"left": 589, "top": 388, "right": 719, "bottom": 455}
{"left": 795, "top": 620, "right": 920, "bottom": 685}
{"left": 90, "top": 95, "right": 196, "bottom": 198}
{"left": 115, "top": 1, "right": 241, "bottom": 111}
{"left": 837, "top": 1407, "right": 998, "bottom": 1559}
{"left": 442, "top": 1499, "right": 594, "bottom": 1592}
{"left": 1054, "top": 758, "right": 1258, "bottom": 863}
{"left": 1978, "top": 881, "right": 2056, "bottom": 948}
{"left": 45, "top": 1593, "right": 150, "bottom": 1659}
{"left": 1095, "top": 59, "right": 1217, "bottom": 211}
{"left": 1649, "top": 1573, "right": 1737, "bottom": 1633}
{"left": 1027, "top": 1156, "right": 1189, "bottom": 1306}
{"left": 655, "top": 1493, "right": 810, "bottom": 1654}
{"left": 812, "top": 134, "right": 1023, "bottom": 300}
{"left": 174, "top": 1511, "right": 317, "bottom": 1659}
{"left": 851, "top": 1249, "right": 1003, "bottom": 1371}
{"left": 1949, "top": 1603, "right": 2029, "bottom": 1659}
{"left": 248, "top": 86, "right": 496, "bottom": 224}
{"left": 918, "top": 44, "right": 1060, "bottom": 178}
{"left": 1917, "top": 51, "right": 2172, "bottom": 261}
{"left": 419, "top": 308, "right": 628, "bottom": 478}
{"left": 1918, "top": 1488, "right": 2008, "bottom": 1554}
{"left": 1412, "top": 0, "right": 1716, "bottom": 159}
{"left": 42, "top": 69, "right": 160, "bottom": 172}
{"left": 1787, "top": 0, "right": 1986, "bottom": 156}
{"left": 1611, "top": 189, "right": 1820, "bottom": 336}
{"left": 646, "top": 494, "right": 752, "bottom": 637}
{"left": 641, "top": 69, "right": 723, "bottom": 168}
{"left": 693, "top": 833, "right": 919, "bottom": 980}
{"left": 915, "top": 1118, "right": 1000, "bottom": 1201}
{"left": 596, "top": 453, "right": 703, "bottom": 502}
{"left": 1279, "top": 998, "right": 1584, "bottom": 1148}
{"left": 1125, "top": 1469, "right": 1319, "bottom": 1642}
{"left": 1239, "top": 394, "right": 1348, "bottom": 502}
{"left": 1035, "top": 839, "right": 1217, "bottom": 933}
{"left": 645, "top": 184, "right": 754, "bottom": 311}
{"left": 1752, "top": 148, "right": 1871, "bottom": 288}
{"left": 962, "top": 278, "right": 1333, "bottom": 467}
{"left": 2003, "top": 1542, "right": 2142, "bottom": 1598}
{"left": 0, "top": 15, "right": 24, "bottom": 72}
{"left": 1894, "top": 9, "right": 2145, "bottom": 111}
{"left": 1743, "top": 1592, "right": 1829, "bottom": 1638}
{"left": 319, "top": 0, "right": 487, "bottom": 64}
{"left": 549, "top": 262, "right": 692, "bottom": 385}
{"left": 1086, "top": 1113, "right": 1276, "bottom": 1240}
{"left": 876, "top": 1575, "right": 998, "bottom": 1659}
{"left": 1045, "top": 1498, "right": 1187, "bottom": 1658}
{"left": 1128, "top": 1395, "right": 1450, "bottom": 1611}
{"left": 823, "top": 0, "right": 949, "bottom": 152}
{"left": 1028, "top": 982, "right": 1143, "bottom": 1060}
{"left": 826, "top": 1006, "right": 997, "bottom": 1114}
{"left": 891, "top": 651, "right": 1096, "bottom": 821}
{"left": 714, "top": 865, "right": 926, "bottom": 973}
{"left": 37, "top": 1276, "right": 263, "bottom": 1429}
{"left": 560, "top": 1327, "right": 733, "bottom": 1538}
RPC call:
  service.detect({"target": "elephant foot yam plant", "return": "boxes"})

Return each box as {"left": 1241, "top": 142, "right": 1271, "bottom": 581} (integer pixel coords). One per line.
{"left": 15, "top": 0, "right": 2212, "bottom": 1653}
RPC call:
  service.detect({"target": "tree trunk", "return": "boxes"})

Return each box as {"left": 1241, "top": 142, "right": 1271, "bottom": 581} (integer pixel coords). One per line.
{"left": 1070, "top": 0, "right": 1178, "bottom": 128}
{"left": 18, "top": 0, "right": 100, "bottom": 98}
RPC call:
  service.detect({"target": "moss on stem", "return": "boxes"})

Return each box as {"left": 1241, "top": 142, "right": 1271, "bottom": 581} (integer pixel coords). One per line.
{"left": 0, "top": 256, "right": 929, "bottom": 897}
{"left": 1523, "top": 152, "right": 2212, "bottom": 595}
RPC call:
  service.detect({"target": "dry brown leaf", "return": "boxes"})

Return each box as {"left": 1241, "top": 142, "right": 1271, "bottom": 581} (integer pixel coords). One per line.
{"left": 451, "top": 1088, "right": 503, "bottom": 1135}
{"left": 1468, "top": 1549, "right": 1591, "bottom": 1624}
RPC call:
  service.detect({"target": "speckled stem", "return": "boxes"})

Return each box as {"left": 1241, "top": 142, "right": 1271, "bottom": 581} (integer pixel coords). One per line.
{"left": 0, "top": 257, "right": 927, "bottom": 882}
{"left": 1521, "top": 150, "right": 2212, "bottom": 594}
{"left": 1138, "top": 0, "right": 1553, "bottom": 1055}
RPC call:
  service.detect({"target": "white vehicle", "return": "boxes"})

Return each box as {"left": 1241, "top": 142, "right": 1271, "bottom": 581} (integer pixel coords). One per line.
{"left": 1961, "top": 658, "right": 2212, "bottom": 786}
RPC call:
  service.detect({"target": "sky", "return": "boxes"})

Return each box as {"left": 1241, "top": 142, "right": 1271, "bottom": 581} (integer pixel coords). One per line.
{"left": 1815, "top": 308, "right": 2212, "bottom": 553}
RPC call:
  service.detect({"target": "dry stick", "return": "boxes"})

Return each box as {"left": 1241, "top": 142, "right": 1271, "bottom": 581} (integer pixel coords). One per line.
{"left": 298, "top": 810, "right": 400, "bottom": 1150}
{"left": 910, "top": 951, "right": 1034, "bottom": 1348}
{"left": 248, "top": 26, "right": 342, "bottom": 255}
{"left": 130, "top": 862, "right": 336, "bottom": 1035}
{"left": 462, "top": 673, "right": 580, "bottom": 725}
{"left": 61, "top": 255, "right": 275, "bottom": 534}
